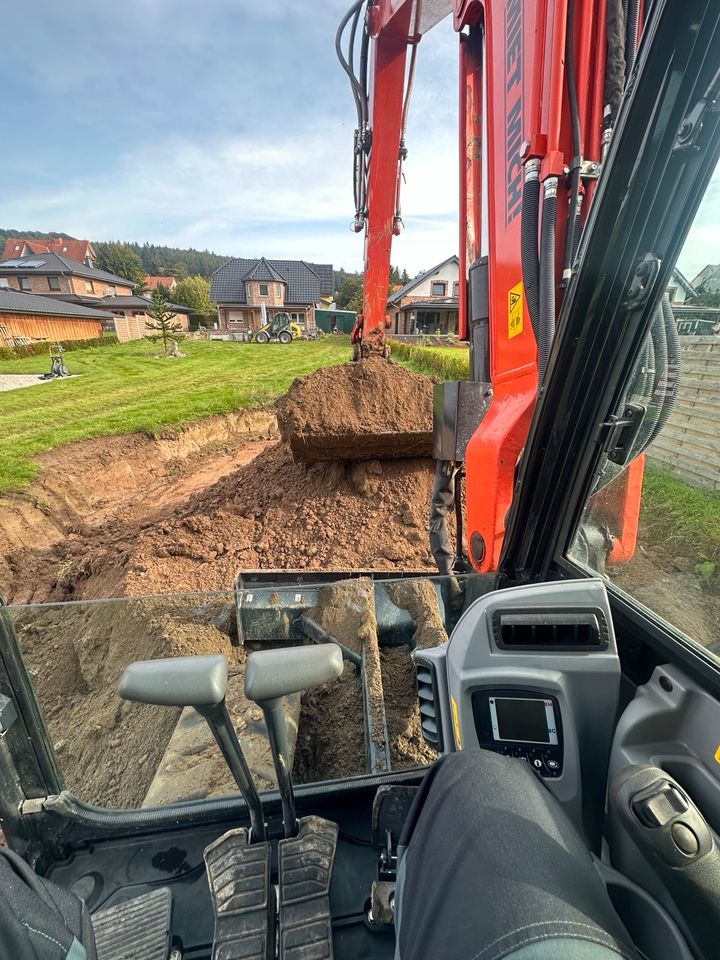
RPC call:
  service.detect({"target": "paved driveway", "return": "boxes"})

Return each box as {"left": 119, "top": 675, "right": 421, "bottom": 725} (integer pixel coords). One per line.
{"left": 0, "top": 374, "right": 50, "bottom": 393}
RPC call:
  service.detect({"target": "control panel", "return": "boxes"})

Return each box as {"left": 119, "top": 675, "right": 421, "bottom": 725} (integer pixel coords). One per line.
{"left": 472, "top": 689, "right": 564, "bottom": 778}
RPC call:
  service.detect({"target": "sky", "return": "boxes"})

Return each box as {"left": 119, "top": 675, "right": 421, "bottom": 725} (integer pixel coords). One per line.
{"left": 1, "top": 0, "right": 458, "bottom": 275}
{"left": 1, "top": 1, "right": 716, "bottom": 279}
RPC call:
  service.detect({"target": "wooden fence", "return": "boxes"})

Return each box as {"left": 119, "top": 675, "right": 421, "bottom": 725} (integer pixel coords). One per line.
{"left": 646, "top": 337, "right": 720, "bottom": 489}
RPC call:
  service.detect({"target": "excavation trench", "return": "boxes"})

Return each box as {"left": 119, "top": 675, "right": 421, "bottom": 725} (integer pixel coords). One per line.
{"left": 4, "top": 361, "right": 462, "bottom": 807}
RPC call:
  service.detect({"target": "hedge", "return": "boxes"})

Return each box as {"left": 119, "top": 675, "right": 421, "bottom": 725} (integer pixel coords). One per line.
{"left": 0, "top": 334, "right": 119, "bottom": 361}
{"left": 389, "top": 340, "right": 469, "bottom": 381}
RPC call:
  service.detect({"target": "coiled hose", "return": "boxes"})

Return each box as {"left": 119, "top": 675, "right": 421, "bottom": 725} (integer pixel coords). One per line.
{"left": 592, "top": 294, "right": 681, "bottom": 495}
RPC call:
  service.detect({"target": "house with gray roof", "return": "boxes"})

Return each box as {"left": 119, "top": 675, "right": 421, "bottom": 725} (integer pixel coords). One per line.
{"left": 210, "top": 257, "right": 334, "bottom": 335}
{"left": 0, "top": 253, "right": 136, "bottom": 299}
{"left": 387, "top": 255, "right": 460, "bottom": 337}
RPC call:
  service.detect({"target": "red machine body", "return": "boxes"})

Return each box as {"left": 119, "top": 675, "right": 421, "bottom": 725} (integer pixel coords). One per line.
{"left": 350, "top": 0, "right": 643, "bottom": 571}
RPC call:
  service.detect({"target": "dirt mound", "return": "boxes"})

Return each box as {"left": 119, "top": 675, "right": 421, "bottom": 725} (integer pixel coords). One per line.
{"left": 277, "top": 358, "right": 434, "bottom": 462}
{"left": 11, "top": 595, "right": 240, "bottom": 808}
{"left": 14, "top": 439, "right": 438, "bottom": 604}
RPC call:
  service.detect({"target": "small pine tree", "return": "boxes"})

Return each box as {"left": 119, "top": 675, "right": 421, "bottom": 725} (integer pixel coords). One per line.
{"left": 144, "top": 287, "right": 184, "bottom": 356}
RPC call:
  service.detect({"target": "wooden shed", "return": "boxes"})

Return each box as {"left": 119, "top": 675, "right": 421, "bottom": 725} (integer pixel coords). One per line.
{"left": 0, "top": 289, "right": 106, "bottom": 346}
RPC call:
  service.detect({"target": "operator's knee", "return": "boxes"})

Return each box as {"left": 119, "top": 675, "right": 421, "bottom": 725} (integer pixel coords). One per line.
{"left": 395, "top": 750, "right": 638, "bottom": 960}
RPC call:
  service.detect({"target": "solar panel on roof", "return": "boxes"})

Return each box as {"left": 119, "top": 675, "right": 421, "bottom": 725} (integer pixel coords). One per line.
{"left": 1, "top": 258, "right": 46, "bottom": 267}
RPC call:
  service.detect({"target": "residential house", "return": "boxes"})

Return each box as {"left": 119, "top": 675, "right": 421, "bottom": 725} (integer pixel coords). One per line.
{"left": 210, "top": 257, "right": 334, "bottom": 335}
{"left": 0, "top": 254, "right": 189, "bottom": 342}
{"left": 145, "top": 276, "right": 178, "bottom": 292}
{"left": 0, "top": 289, "right": 106, "bottom": 346}
{"left": 666, "top": 266, "right": 697, "bottom": 304}
{"left": 387, "top": 256, "right": 459, "bottom": 336}
{"left": 2, "top": 236, "right": 96, "bottom": 267}
{"left": 691, "top": 264, "right": 720, "bottom": 298}
{"left": 0, "top": 253, "right": 134, "bottom": 299}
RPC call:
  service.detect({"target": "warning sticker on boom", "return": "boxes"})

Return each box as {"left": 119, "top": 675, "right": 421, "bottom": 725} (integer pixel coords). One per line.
{"left": 508, "top": 282, "right": 523, "bottom": 339}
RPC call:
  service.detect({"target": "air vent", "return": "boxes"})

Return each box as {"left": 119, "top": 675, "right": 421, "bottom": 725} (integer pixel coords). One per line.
{"left": 492, "top": 608, "right": 608, "bottom": 651}
{"left": 415, "top": 656, "right": 443, "bottom": 751}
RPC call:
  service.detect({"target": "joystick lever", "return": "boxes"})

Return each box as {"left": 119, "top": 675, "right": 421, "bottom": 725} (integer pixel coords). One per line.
{"left": 245, "top": 643, "right": 343, "bottom": 838}
{"left": 119, "top": 654, "right": 267, "bottom": 842}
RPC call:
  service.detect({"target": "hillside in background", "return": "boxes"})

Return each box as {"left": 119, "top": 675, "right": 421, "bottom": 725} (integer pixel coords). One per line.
{"left": 0, "top": 230, "right": 365, "bottom": 292}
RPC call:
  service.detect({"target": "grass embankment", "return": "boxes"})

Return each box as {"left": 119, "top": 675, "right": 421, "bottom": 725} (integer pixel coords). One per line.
{"left": 390, "top": 340, "right": 469, "bottom": 380}
{"left": 641, "top": 465, "right": 720, "bottom": 577}
{"left": 0, "top": 336, "right": 349, "bottom": 493}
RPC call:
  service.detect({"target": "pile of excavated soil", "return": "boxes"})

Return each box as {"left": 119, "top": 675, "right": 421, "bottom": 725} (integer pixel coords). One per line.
{"left": 277, "top": 358, "right": 434, "bottom": 462}
{"left": 10, "top": 595, "right": 240, "bottom": 808}
{"left": 293, "top": 582, "right": 374, "bottom": 783}
{"left": 14, "top": 440, "right": 439, "bottom": 604}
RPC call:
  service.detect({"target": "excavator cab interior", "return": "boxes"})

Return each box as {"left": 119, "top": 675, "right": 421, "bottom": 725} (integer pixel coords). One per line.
{"left": 2, "top": 0, "right": 720, "bottom": 958}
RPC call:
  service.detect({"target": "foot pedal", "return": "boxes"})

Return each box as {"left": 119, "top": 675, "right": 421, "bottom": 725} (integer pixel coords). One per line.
{"left": 278, "top": 816, "right": 338, "bottom": 960}
{"left": 93, "top": 886, "right": 172, "bottom": 960}
{"left": 372, "top": 785, "right": 418, "bottom": 879}
{"left": 204, "top": 827, "right": 274, "bottom": 960}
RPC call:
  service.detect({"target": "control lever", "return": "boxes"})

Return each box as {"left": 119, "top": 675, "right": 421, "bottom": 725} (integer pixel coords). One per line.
{"left": 119, "top": 654, "right": 267, "bottom": 841}
{"left": 609, "top": 764, "right": 720, "bottom": 960}
{"left": 245, "top": 643, "right": 343, "bottom": 838}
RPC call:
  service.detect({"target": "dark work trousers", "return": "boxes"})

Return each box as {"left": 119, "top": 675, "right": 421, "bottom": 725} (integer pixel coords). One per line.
{"left": 394, "top": 750, "right": 639, "bottom": 960}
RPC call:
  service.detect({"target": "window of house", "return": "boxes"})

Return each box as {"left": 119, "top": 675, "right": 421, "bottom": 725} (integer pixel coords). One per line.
{"left": 107, "top": 285, "right": 116, "bottom": 296}
{"left": 453, "top": 281, "right": 460, "bottom": 298}
{"left": 259, "top": 283, "right": 269, "bottom": 296}
{"left": 85, "top": 281, "right": 94, "bottom": 293}
{"left": 19, "top": 277, "right": 31, "bottom": 291}
{"left": 666, "top": 286, "right": 678, "bottom": 302}
{"left": 48, "top": 276, "right": 61, "bottom": 291}
{"left": 275, "top": 284, "right": 281, "bottom": 296}
{"left": 431, "top": 281, "right": 446, "bottom": 296}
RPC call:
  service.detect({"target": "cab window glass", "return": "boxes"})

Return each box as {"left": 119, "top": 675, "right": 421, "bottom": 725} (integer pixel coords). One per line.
{"left": 3, "top": 575, "right": 490, "bottom": 808}
{"left": 569, "top": 166, "right": 720, "bottom": 662}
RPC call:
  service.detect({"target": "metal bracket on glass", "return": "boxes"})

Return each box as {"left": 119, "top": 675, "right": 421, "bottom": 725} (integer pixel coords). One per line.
{"left": 601, "top": 401, "right": 647, "bottom": 465}
{"left": 0, "top": 694, "right": 17, "bottom": 735}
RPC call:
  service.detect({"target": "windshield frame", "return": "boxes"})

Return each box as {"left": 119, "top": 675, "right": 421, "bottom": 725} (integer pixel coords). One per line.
{"left": 499, "top": 0, "right": 720, "bottom": 613}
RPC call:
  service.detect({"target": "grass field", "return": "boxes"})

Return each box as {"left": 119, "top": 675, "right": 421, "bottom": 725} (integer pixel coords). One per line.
{"left": 0, "top": 337, "right": 349, "bottom": 493}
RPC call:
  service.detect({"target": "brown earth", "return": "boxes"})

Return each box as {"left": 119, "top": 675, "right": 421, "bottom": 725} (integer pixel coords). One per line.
{"left": 9, "top": 595, "right": 241, "bottom": 808}
{"left": 8, "top": 440, "right": 437, "bottom": 605}
{"left": 2, "top": 372, "right": 449, "bottom": 806}
{"left": 277, "top": 357, "right": 434, "bottom": 461}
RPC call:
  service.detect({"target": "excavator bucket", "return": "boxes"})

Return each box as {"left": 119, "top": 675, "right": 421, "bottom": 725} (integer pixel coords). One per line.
{"left": 277, "top": 357, "right": 433, "bottom": 462}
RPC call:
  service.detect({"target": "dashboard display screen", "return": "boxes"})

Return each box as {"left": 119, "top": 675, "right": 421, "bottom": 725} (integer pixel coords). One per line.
{"left": 489, "top": 697, "right": 559, "bottom": 745}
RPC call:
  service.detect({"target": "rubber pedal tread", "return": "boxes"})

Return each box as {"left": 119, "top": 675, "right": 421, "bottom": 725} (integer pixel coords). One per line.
{"left": 204, "top": 827, "right": 274, "bottom": 960}
{"left": 92, "top": 886, "right": 172, "bottom": 960}
{"left": 278, "top": 816, "right": 338, "bottom": 960}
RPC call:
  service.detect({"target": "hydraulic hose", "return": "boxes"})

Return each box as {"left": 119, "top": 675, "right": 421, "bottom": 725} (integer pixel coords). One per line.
{"left": 625, "top": 0, "right": 640, "bottom": 78}
{"left": 538, "top": 179, "right": 558, "bottom": 383}
{"left": 592, "top": 296, "right": 680, "bottom": 495}
{"left": 429, "top": 463, "right": 456, "bottom": 576}
{"left": 603, "top": 0, "right": 626, "bottom": 150}
{"left": 336, "top": 0, "right": 367, "bottom": 126}
{"left": 521, "top": 159, "right": 541, "bottom": 344}
{"left": 650, "top": 295, "right": 681, "bottom": 442}
{"left": 563, "top": 0, "right": 583, "bottom": 282}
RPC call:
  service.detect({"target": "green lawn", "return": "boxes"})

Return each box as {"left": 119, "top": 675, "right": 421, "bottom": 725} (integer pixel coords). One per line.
{"left": 0, "top": 337, "right": 350, "bottom": 493}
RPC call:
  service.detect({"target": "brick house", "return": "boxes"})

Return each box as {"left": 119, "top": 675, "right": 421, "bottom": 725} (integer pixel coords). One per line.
{"left": 0, "top": 254, "right": 190, "bottom": 342}
{"left": 210, "top": 257, "right": 334, "bottom": 335}
{"left": 0, "top": 289, "right": 106, "bottom": 346}
{"left": 387, "top": 256, "right": 459, "bottom": 336}
{"left": 2, "top": 236, "right": 96, "bottom": 267}
{"left": 0, "top": 253, "right": 134, "bottom": 299}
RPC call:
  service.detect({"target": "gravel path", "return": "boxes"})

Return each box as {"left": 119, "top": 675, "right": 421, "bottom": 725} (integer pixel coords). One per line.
{"left": 0, "top": 374, "right": 50, "bottom": 393}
